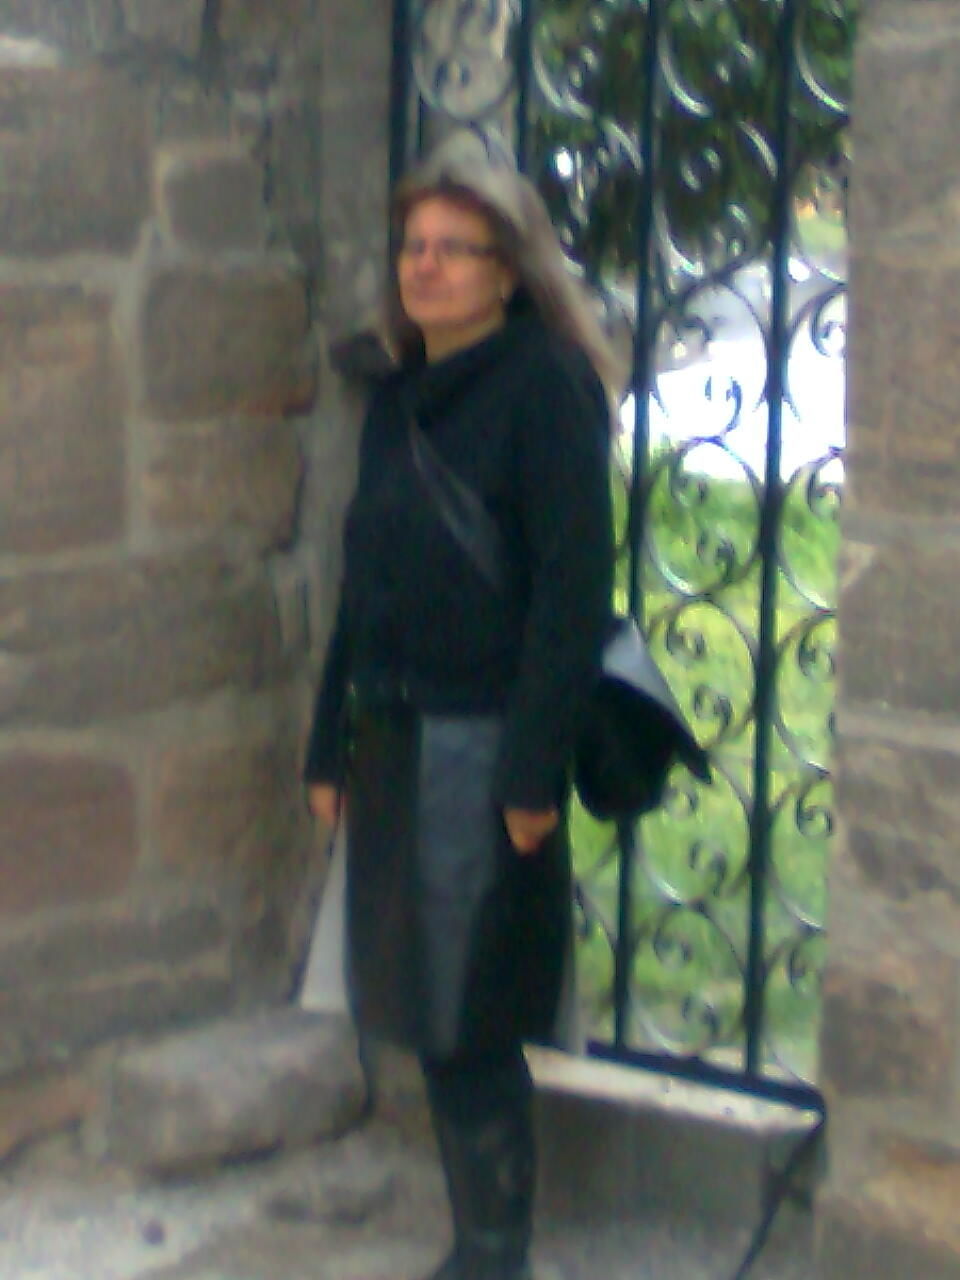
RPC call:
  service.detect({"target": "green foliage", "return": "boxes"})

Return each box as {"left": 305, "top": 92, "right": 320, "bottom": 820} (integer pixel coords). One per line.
{"left": 531, "top": 0, "right": 857, "bottom": 277}
{"left": 574, "top": 456, "right": 838, "bottom": 1079}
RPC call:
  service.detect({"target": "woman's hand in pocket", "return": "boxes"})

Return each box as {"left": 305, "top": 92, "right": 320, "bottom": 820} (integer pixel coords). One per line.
{"left": 307, "top": 783, "right": 343, "bottom": 830}
{"left": 504, "top": 807, "right": 558, "bottom": 855}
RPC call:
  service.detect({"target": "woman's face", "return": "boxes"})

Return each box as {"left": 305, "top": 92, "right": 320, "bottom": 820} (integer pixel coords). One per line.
{"left": 397, "top": 195, "right": 516, "bottom": 359}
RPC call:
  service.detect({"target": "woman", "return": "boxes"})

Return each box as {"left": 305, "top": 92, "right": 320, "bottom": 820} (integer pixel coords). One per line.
{"left": 304, "top": 132, "right": 619, "bottom": 1280}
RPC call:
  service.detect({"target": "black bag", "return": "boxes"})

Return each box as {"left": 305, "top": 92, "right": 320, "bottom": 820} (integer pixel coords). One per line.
{"left": 574, "top": 614, "right": 710, "bottom": 819}
{"left": 408, "top": 417, "right": 711, "bottom": 821}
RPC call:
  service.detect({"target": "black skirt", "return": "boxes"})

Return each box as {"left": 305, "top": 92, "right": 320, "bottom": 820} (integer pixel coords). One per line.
{"left": 345, "top": 704, "right": 571, "bottom": 1060}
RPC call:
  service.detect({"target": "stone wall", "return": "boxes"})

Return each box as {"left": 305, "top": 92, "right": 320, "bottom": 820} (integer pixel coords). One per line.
{"left": 0, "top": 1, "right": 390, "bottom": 1076}
{"left": 817, "top": 2, "right": 960, "bottom": 1274}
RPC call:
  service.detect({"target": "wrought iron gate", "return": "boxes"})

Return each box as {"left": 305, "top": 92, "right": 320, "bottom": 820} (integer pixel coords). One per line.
{"left": 390, "top": 0, "right": 852, "bottom": 1101}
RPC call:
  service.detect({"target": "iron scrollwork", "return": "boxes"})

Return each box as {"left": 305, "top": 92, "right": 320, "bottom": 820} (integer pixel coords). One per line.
{"left": 398, "top": 0, "right": 854, "bottom": 1087}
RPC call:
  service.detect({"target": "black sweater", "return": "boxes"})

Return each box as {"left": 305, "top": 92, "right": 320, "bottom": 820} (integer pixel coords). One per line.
{"left": 303, "top": 308, "right": 614, "bottom": 811}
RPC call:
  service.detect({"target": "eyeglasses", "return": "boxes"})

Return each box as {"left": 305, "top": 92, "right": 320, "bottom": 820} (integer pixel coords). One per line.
{"left": 398, "top": 237, "right": 499, "bottom": 265}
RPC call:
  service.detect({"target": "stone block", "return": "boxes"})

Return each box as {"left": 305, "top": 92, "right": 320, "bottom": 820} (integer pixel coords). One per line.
{"left": 851, "top": 15, "right": 960, "bottom": 246}
{"left": 150, "top": 79, "right": 235, "bottom": 144}
{"left": 0, "top": 2, "right": 122, "bottom": 53}
{"left": 220, "top": 0, "right": 317, "bottom": 43}
{"left": 0, "top": 285, "right": 125, "bottom": 553}
{"left": 0, "top": 901, "right": 226, "bottom": 988}
{"left": 267, "top": 100, "right": 325, "bottom": 279}
{"left": 0, "top": 1068, "right": 98, "bottom": 1163}
{"left": 0, "top": 34, "right": 60, "bottom": 67}
{"left": 143, "top": 419, "right": 302, "bottom": 551}
{"left": 154, "top": 141, "right": 268, "bottom": 252}
{"left": 0, "top": 556, "right": 286, "bottom": 727}
{"left": 820, "top": 944, "right": 956, "bottom": 1102}
{"left": 316, "top": 0, "right": 391, "bottom": 91}
{"left": 819, "top": 852, "right": 892, "bottom": 968}
{"left": 847, "top": 824, "right": 960, "bottom": 913}
{"left": 877, "top": 1134, "right": 960, "bottom": 1230}
{"left": 0, "top": 962, "right": 232, "bottom": 1073}
{"left": 840, "top": 539, "right": 960, "bottom": 713}
{"left": 102, "top": 1009, "right": 366, "bottom": 1171}
{"left": 819, "top": 1193, "right": 960, "bottom": 1280}
{"left": 846, "top": 256, "right": 960, "bottom": 518}
{"left": 0, "top": 896, "right": 233, "bottom": 1072}
{"left": 834, "top": 728, "right": 960, "bottom": 925}
{"left": 836, "top": 732, "right": 960, "bottom": 851}
{"left": 147, "top": 731, "right": 314, "bottom": 1004}
{"left": 141, "top": 262, "right": 316, "bottom": 420}
{"left": 149, "top": 737, "right": 302, "bottom": 885}
{"left": 0, "top": 67, "right": 149, "bottom": 255}
{"left": 819, "top": 1136, "right": 960, "bottom": 1280}
{"left": 0, "top": 754, "right": 137, "bottom": 915}
{"left": 121, "top": 0, "right": 207, "bottom": 55}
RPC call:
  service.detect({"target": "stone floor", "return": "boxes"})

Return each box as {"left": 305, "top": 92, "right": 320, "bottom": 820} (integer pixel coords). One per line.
{"left": 0, "top": 1111, "right": 815, "bottom": 1280}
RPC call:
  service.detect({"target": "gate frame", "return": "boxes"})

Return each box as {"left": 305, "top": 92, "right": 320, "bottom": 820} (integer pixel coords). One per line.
{"left": 387, "top": 0, "right": 845, "bottom": 1118}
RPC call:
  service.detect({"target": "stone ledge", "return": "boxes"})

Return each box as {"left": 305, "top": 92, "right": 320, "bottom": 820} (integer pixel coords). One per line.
{"left": 529, "top": 1046, "right": 816, "bottom": 1130}
{"left": 530, "top": 1047, "right": 821, "bottom": 1228}
{"left": 101, "top": 1009, "right": 367, "bottom": 1174}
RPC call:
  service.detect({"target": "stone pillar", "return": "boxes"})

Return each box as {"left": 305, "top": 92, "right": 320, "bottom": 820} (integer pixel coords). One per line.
{"left": 817, "top": 3, "right": 960, "bottom": 1274}
{"left": 0, "top": 0, "right": 391, "bottom": 1082}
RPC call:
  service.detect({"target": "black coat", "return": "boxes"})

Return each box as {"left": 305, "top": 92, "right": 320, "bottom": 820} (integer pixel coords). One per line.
{"left": 305, "top": 308, "right": 614, "bottom": 807}
{"left": 305, "top": 306, "right": 614, "bottom": 1054}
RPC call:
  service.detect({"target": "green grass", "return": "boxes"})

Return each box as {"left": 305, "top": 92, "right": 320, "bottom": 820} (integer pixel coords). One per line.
{"left": 573, "top": 454, "right": 839, "bottom": 1082}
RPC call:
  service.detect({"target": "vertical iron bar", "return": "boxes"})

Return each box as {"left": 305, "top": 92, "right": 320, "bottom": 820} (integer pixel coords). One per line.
{"left": 613, "top": 0, "right": 660, "bottom": 1052}
{"left": 627, "top": 0, "right": 660, "bottom": 615}
{"left": 743, "top": 0, "right": 798, "bottom": 1077}
{"left": 612, "top": 821, "right": 633, "bottom": 1050}
{"left": 514, "top": 0, "right": 536, "bottom": 173}
{"left": 389, "top": 0, "right": 412, "bottom": 189}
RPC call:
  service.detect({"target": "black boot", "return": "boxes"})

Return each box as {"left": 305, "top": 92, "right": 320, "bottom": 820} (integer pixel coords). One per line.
{"left": 423, "top": 1106, "right": 468, "bottom": 1280}
{"left": 423, "top": 1053, "right": 535, "bottom": 1280}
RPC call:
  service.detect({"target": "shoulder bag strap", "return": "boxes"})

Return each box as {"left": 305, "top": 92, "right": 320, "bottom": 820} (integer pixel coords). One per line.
{"left": 407, "top": 412, "right": 506, "bottom": 593}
